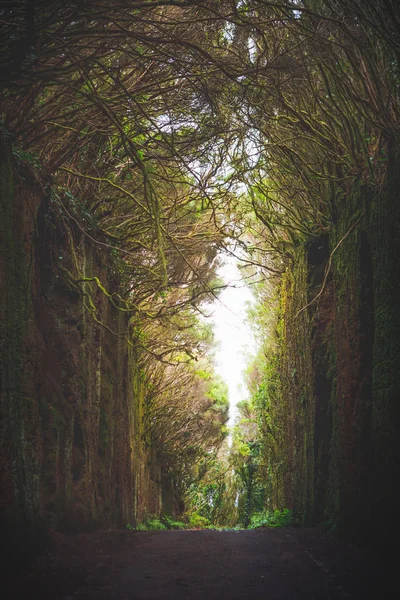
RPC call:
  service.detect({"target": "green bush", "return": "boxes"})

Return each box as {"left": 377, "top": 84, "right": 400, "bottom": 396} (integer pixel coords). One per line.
{"left": 126, "top": 516, "right": 167, "bottom": 531}
{"left": 162, "top": 515, "right": 187, "bottom": 529}
{"left": 146, "top": 518, "right": 167, "bottom": 530}
{"left": 188, "top": 512, "right": 211, "bottom": 529}
{"left": 249, "top": 508, "right": 292, "bottom": 529}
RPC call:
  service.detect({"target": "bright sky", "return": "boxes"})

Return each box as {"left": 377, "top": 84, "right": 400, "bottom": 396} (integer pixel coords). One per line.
{"left": 207, "top": 256, "right": 257, "bottom": 430}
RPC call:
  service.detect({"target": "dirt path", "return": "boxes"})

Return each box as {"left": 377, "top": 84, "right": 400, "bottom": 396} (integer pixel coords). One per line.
{"left": 4, "top": 527, "right": 390, "bottom": 599}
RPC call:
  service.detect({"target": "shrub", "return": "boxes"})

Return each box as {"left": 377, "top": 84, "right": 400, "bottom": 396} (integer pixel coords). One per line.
{"left": 146, "top": 518, "right": 167, "bottom": 531}
{"left": 126, "top": 516, "right": 168, "bottom": 531}
{"left": 249, "top": 508, "right": 292, "bottom": 529}
{"left": 162, "top": 516, "right": 187, "bottom": 530}
{"left": 188, "top": 512, "right": 211, "bottom": 529}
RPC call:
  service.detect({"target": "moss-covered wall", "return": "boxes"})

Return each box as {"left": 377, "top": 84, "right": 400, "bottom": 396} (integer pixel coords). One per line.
{"left": 275, "top": 158, "right": 400, "bottom": 544}
{"left": 0, "top": 142, "right": 171, "bottom": 548}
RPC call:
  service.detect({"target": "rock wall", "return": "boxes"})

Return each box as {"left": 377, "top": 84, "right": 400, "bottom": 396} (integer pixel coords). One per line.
{"left": 0, "top": 143, "right": 172, "bottom": 551}
{"left": 275, "top": 153, "right": 400, "bottom": 545}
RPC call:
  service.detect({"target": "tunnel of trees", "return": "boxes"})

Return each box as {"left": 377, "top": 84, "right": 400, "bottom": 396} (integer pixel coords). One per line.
{"left": 1, "top": 0, "right": 399, "bottom": 555}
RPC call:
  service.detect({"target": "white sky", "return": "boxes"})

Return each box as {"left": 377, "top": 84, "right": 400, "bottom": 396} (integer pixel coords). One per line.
{"left": 207, "top": 255, "right": 257, "bottom": 430}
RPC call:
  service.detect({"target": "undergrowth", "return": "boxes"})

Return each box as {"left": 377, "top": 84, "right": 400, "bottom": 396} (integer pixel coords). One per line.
{"left": 127, "top": 509, "right": 292, "bottom": 532}
{"left": 249, "top": 509, "right": 293, "bottom": 529}
{"left": 126, "top": 515, "right": 186, "bottom": 531}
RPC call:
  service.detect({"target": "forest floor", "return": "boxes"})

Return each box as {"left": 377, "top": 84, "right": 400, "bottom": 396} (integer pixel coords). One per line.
{"left": 4, "top": 526, "right": 393, "bottom": 599}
